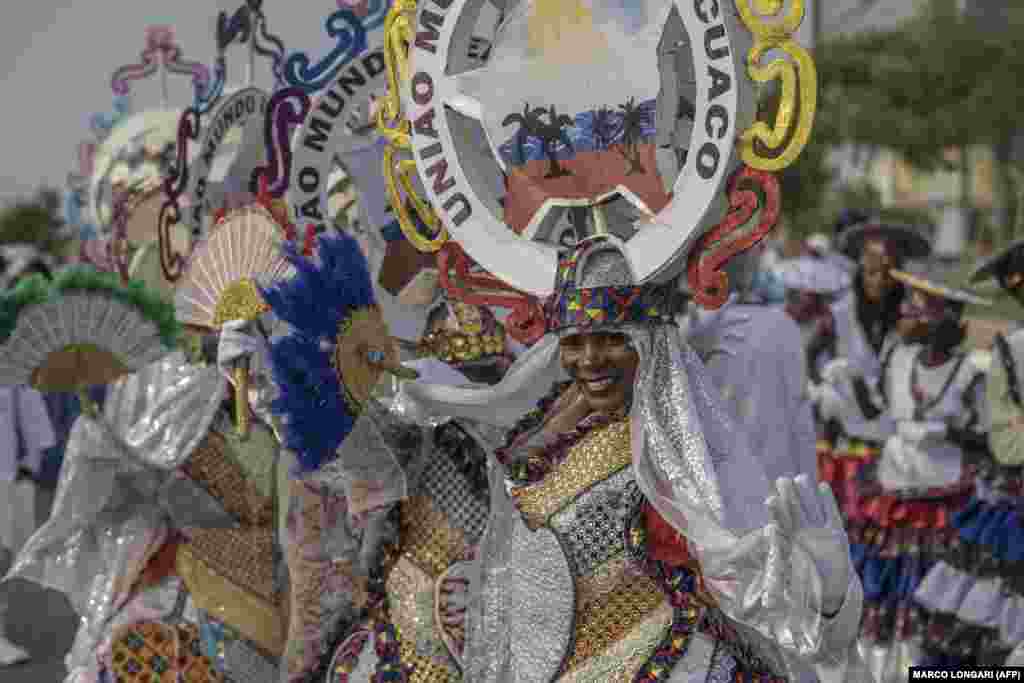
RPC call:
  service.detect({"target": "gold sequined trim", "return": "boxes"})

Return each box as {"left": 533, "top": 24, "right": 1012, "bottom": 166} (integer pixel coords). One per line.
{"left": 176, "top": 545, "right": 285, "bottom": 657}
{"left": 512, "top": 420, "right": 632, "bottom": 528}
{"left": 386, "top": 557, "right": 459, "bottom": 682}
{"left": 575, "top": 555, "right": 635, "bottom": 611}
{"left": 213, "top": 278, "right": 270, "bottom": 327}
{"left": 557, "top": 602, "right": 673, "bottom": 683}
{"left": 562, "top": 573, "right": 665, "bottom": 675}
{"left": 398, "top": 495, "right": 468, "bottom": 578}
{"left": 399, "top": 640, "right": 459, "bottom": 683}
{"left": 185, "top": 526, "right": 279, "bottom": 602}
{"left": 183, "top": 430, "right": 274, "bottom": 525}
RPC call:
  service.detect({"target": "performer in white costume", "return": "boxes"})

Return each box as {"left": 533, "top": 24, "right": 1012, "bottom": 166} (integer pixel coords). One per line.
{"left": 838, "top": 268, "right": 990, "bottom": 682}
{"left": 911, "top": 241, "right": 1024, "bottom": 669}
{"left": 270, "top": 232, "right": 869, "bottom": 682}
{"left": 808, "top": 222, "right": 931, "bottom": 515}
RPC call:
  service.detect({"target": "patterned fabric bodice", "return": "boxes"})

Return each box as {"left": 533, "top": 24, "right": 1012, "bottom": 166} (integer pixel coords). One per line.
{"left": 511, "top": 420, "right": 673, "bottom": 680}
{"left": 506, "top": 420, "right": 786, "bottom": 683}
{"left": 329, "top": 420, "right": 786, "bottom": 683}
{"left": 328, "top": 421, "right": 492, "bottom": 683}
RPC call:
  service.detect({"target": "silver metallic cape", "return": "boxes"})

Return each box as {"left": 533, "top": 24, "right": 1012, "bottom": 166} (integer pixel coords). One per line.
{"left": 3, "top": 353, "right": 226, "bottom": 675}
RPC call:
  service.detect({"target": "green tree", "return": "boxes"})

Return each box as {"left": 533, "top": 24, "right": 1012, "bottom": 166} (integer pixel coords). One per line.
{"left": 0, "top": 188, "right": 68, "bottom": 258}
{"left": 778, "top": 3, "right": 1024, "bottom": 240}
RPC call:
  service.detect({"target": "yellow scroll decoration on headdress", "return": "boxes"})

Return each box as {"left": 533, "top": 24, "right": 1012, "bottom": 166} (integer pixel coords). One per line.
{"left": 735, "top": 0, "right": 817, "bottom": 171}
{"left": 376, "top": 0, "right": 449, "bottom": 253}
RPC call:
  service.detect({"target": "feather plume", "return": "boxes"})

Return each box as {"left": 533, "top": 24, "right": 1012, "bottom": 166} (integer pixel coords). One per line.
{"left": 260, "top": 232, "right": 378, "bottom": 472}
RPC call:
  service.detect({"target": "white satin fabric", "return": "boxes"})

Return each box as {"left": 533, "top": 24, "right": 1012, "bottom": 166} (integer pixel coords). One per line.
{"left": 877, "top": 345, "right": 983, "bottom": 491}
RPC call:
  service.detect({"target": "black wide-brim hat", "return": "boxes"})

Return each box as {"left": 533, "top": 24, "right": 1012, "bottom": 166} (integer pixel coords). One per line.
{"left": 836, "top": 222, "right": 932, "bottom": 262}
{"left": 970, "top": 238, "right": 1024, "bottom": 285}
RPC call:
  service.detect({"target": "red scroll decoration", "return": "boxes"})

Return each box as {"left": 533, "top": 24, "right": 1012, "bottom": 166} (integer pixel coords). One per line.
{"left": 686, "top": 166, "right": 781, "bottom": 310}
{"left": 436, "top": 242, "right": 547, "bottom": 346}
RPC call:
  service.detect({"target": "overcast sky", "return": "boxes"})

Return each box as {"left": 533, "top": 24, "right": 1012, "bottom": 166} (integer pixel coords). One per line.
{"left": 0, "top": 0, "right": 912, "bottom": 203}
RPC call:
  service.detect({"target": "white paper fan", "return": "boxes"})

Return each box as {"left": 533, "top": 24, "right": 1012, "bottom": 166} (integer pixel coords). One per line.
{"left": 175, "top": 204, "right": 295, "bottom": 329}
{"left": 0, "top": 275, "right": 178, "bottom": 392}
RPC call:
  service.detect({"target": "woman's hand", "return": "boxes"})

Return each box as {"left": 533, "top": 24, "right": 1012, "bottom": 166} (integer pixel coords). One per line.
{"left": 541, "top": 382, "right": 593, "bottom": 437}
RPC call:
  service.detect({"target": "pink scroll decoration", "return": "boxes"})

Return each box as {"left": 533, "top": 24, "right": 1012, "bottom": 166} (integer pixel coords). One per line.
{"left": 110, "top": 26, "right": 210, "bottom": 97}
{"left": 686, "top": 166, "right": 781, "bottom": 310}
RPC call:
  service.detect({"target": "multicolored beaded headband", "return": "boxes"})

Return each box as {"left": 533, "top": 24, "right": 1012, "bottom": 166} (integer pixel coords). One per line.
{"left": 545, "top": 238, "right": 675, "bottom": 334}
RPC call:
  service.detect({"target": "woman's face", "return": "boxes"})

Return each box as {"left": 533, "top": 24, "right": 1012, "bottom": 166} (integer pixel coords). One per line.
{"left": 898, "top": 289, "right": 943, "bottom": 342}
{"left": 860, "top": 239, "right": 896, "bottom": 303}
{"left": 559, "top": 330, "right": 640, "bottom": 416}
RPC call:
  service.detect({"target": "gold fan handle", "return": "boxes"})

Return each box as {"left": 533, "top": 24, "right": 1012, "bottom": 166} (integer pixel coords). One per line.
{"left": 77, "top": 387, "right": 99, "bottom": 419}
{"left": 366, "top": 349, "right": 420, "bottom": 380}
{"left": 235, "top": 364, "right": 251, "bottom": 440}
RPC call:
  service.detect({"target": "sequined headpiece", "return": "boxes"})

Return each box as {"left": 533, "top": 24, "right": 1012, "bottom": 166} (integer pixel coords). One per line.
{"left": 421, "top": 300, "right": 508, "bottom": 366}
{"left": 545, "top": 236, "right": 675, "bottom": 334}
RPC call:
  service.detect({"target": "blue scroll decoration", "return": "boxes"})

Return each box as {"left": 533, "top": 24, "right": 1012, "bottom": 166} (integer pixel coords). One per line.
{"left": 89, "top": 95, "right": 132, "bottom": 142}
{"left": 63, "top": 186, "right": 96, "bottom": 241}
{"left": 281, "top": 0, "right": 388, "bottom": 95}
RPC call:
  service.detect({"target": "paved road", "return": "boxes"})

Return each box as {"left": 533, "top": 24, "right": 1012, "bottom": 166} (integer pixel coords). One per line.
{"left": 0, "top": 490, "right": 77, "bottom": 683}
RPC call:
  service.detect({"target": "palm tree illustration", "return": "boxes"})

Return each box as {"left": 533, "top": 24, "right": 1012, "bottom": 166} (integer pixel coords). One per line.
{"left": 592, "top": 106, "right": 617, "bottom": 151}
{"left": 617, "top": 97, "right": 646, "bottom": 175}
{"left": 502, "top": 103, "right": 546, "bottom": 165}
{"left": 535, "top": 105, "right": 575, "bottom": 179}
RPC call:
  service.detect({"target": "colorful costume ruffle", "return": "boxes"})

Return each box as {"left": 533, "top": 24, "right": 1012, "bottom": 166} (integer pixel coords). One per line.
{"left": 818, "top": 437, "right": 882, "bottom": 516}
{"left": 914, "top": 455, "right": 1024, "bottom": 667}
{"left": 848, "top": 460, "right": 974, "bottom": 644}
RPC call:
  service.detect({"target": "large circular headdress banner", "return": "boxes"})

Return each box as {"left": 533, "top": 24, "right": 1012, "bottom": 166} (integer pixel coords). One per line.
{"left": 286, "top": 48, "right": 388, "bottom": 233}
{"left": 187, "top": 87, "right": 271, "bottom": 236}
{"left": 406, "top": 0, "right": 757, "bottom": 295}
{"left": 399, "top": 0, "right": 816, "bottom": 299}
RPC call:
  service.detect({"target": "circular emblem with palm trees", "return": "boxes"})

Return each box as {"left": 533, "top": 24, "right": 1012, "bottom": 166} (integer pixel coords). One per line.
{"left": 407, "top": 0, "right": 756, "bottom": 296}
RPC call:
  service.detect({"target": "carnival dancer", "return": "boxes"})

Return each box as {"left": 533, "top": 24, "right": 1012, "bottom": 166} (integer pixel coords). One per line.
{"left": 808, "top": 222, "right": 931, "bottom": 516}
{"left": 687, "top": 246, "right": 819, "bottom": 485}
{"left": 839, "top": 268, "right": 990, "bottom": 682}
{"left": 0, "top": 267, "right": 235, "bottom": 683}
{"left": 282, "top": 233, "right": 868, "bottom": 682}
{"left": 78, "top": 330, "right": 286, "bottom": 683}
{"left": 8, "top": 207, "right": 294, "bottom": 683}
{"left": 911, "top": 241, "right": 1024, "bottom": 668}
{"left": 258, "top": 231, "right": 510, "bottom": 682}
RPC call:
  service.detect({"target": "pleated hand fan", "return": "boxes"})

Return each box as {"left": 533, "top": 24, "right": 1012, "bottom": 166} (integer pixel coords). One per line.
{"left": 175, "top": 204, "right": 296, "bottom": 438}
{"left": 0, "top": 269, "right": 178, "bottom": 402}
{"left": 259, "top": 232, "right": 418, "bottom": 473}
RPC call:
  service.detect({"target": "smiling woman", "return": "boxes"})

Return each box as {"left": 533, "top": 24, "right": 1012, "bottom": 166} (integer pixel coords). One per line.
{"left": 558, "top": 327, "right": 639, "bottom": 415}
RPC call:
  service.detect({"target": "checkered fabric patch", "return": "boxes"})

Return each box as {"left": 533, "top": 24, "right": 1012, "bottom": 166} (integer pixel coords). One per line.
{"left": 417, "top": 446, "right": 489, "bottom": 543}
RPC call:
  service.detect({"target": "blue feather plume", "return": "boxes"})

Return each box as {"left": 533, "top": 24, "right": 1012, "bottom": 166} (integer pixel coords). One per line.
{"left": 260, "top": 232, "right": 377, "bottom": 472}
